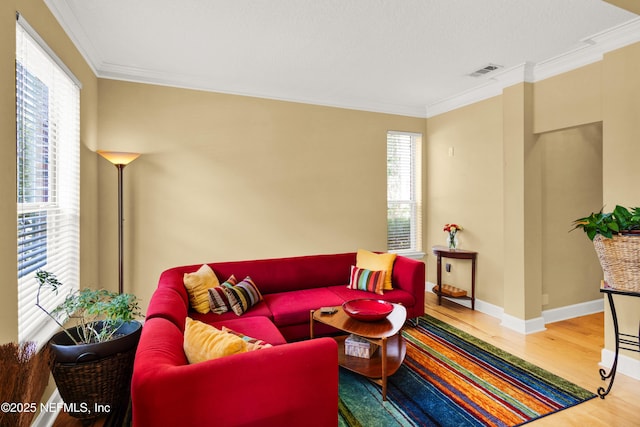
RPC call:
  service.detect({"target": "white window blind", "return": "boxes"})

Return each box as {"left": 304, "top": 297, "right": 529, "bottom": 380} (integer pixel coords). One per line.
{"left": 387, "top": 131, "right": 422, "bottom": 253}
{"left": 16, "top": 16, "right": 80, "bottom": 345}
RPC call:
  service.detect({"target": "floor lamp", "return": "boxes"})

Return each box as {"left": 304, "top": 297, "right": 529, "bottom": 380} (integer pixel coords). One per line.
{"left": 97, "top": 150, "right": 141, "bottom": 294}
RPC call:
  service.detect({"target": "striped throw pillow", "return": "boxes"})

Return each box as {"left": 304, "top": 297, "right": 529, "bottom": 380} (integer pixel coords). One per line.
{"left": 222, "top": 276, "right": 263, "bottom": 316}
{"left": 347, "top": 265, "right": 385, "bottom": 295}
{"left": 208, "top": 275, "right": 237, "bottom": 314}
{"left": 208, "top": 274, "right": 238, "bottom": 314}
{"left": 222, "top": 327, "right": 272, "bottom": 351}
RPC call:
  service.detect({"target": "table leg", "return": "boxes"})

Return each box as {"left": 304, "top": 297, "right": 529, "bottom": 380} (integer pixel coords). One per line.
{"left": 471, "top": 258, "right": 476, "bottom": 310}
{"left": 436, "top": 254, "right": 442, "bottom": 306}
{"left": 598, "top": 293, "right": 619, "bottom": 398}
{"left": 309, "top": 310, "right": 315, "bottom": 339}
{"left": 381, "top": 337, "right": 388, "bottom": 401}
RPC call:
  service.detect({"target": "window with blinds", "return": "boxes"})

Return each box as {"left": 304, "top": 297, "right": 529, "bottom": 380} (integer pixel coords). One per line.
{"left": 16, "top": 17, "right": 80, "bottom": 345}
{"left": 387, "top": 131, "right": 422, "bottom": 253}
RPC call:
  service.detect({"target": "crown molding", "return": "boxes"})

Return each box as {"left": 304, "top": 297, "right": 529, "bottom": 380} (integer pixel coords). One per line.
{"left": 427, "top": 17, "right": 640, "bottom": 118}
{"left": 98, "top": 63, "right": 428, "bottom": 118}
{"left": 425, "top": 62, "right": 535, "bottom": 118}
{"left": 535, "top": 17, "right": 640, "bottom": 81}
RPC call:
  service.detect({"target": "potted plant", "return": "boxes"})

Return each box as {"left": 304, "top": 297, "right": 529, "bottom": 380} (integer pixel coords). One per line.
{"left": 572, "top": 205, "right": 640, "bottom": 292}
{"left": 35, "top": 270, "right": 143, "bottom": 420}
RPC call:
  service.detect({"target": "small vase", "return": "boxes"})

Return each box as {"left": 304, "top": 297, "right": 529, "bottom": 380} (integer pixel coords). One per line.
{"left": 447, "top": 233, "right": 458, "bottom": 250}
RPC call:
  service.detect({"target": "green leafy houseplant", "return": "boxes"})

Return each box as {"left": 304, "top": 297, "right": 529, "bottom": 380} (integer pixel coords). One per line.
{"left": 35, "top": 270, "right": 142, "bottom": 345}
{"left": 571, "top": 205, "right": 640, "bottom": 241}
{"left": 572, "top": 205, "right": 640, "bottom": 293}
{"left": 34, "top": 271, "right": 144, "bottom": 421}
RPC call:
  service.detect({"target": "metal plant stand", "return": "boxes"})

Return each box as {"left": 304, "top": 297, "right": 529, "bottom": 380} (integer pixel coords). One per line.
{"left": 598, "top": 288, "right": 640, "bottom": 398}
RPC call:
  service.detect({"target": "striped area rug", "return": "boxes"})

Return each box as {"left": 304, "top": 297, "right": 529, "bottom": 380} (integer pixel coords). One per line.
{"left": 338, "top": 315, "right": 596, "bottom": 427}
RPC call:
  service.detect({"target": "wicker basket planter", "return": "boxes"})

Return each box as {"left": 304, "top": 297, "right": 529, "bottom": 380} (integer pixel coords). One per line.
{"left": 49, "top": 321, "right": 142, "bottom": 420}
{"left": 593, "top": 232, "right": 640, "bottom": 293}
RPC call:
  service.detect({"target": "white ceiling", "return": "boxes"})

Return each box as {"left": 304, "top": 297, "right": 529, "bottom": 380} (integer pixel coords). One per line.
{"left": 45, "top": 0, "right": 638, "bottom": 117}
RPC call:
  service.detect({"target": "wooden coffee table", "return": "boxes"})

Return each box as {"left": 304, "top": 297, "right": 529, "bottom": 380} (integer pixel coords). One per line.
{"left": 310, "top": 303, "right": 407, "bottom": 401}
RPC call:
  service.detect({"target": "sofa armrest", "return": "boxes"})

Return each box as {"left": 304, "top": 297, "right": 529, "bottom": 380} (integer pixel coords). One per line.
{"left": 145, "top": 287, "right": 188, "bottom": 330}
{"left": 392, "top": 255, "right": 426, "bottom": 318}
{"left": 132, "top": 317, "right": 338, "bottom": 427}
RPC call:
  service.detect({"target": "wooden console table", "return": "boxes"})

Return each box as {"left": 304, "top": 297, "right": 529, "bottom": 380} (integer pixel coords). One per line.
{"left": 432, "top": 245, "right": 477, "bottom": 310}
{"left": 598, "top": 287, "right": 640, "bottom": 398}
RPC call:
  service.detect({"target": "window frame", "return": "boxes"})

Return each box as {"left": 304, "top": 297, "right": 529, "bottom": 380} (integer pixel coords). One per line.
{"left": 386, "top": 131, "right": 423, "bottom": 258}
{"left": 16, "top": 15, "right": 81, "bottom": 346}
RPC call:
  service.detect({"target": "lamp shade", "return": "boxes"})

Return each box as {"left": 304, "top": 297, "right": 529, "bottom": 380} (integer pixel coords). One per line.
{"left": 97, "top": 150, "right": 140, "bottom": 166}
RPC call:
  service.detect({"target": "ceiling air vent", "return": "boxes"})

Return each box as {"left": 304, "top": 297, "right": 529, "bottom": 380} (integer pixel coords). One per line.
{"left": 469, "top": 64, "right": 503, "bottom": 78}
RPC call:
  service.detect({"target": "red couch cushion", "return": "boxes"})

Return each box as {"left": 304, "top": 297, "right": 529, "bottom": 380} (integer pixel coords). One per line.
{"left": 279, "top": 322, "right": 341, "bottom": 342}
{"left": 264, "top": 288, "right": 345, "bottom": 327}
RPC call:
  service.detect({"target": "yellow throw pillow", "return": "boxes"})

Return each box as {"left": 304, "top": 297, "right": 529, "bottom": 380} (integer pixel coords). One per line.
{"left": 356, "top": 249, "right": 397, "bottom": 290}
{"left": 183, "top": 318, "right": 248, "bottom": 364}
{"left": 183, "top": 264, "right": 220, "bottom": 314}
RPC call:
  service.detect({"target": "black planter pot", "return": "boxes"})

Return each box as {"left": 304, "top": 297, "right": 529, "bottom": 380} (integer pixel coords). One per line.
{"left": 50, "top": 320, "right": 142, "bottom": 363}
{"left": 49, "top": 321, "right": 142, "bottom": 420}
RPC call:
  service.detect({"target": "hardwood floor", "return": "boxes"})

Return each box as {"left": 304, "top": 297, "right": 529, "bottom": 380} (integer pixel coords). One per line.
{"left": 55, "top": 293, "right": 639, "bottom": 426}
{"left": 425, "top": 292, "right": 640, "bottom": 426}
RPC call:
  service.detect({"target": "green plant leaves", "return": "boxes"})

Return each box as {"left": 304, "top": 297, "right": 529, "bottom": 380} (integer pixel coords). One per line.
{"left": 35, "top": 272, "right": 143, "bottom": 344}
{"left": 571, "top": 205, "right": 640, "bottom": 241}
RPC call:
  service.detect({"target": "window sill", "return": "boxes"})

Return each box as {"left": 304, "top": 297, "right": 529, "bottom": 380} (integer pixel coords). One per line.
{"left": 390, "top": 250, "right": 425, "bottom": 260}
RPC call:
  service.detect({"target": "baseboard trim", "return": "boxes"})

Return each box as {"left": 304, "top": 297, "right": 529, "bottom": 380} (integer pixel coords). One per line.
{"left": 601, "top": 349, "right": 640, "bottom": 381}
{"left": 474, "top": 298, "right": 504, "bottom": 320}
{"left": 425, "top": 282, "right": 605, "bottom": 334}
{"left": 32, "top": 389, "right": 62, "bottom": 427}
{"left": 542, "top": 298, "right": 604, "bottom": 324}
{"left": 501, "top": 313, "right": 547, "bottom": 334}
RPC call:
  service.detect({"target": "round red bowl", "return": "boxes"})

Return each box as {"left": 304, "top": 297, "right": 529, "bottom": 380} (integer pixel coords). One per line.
{"left": 342, "top": 299, "right": 393, "bottom": 322}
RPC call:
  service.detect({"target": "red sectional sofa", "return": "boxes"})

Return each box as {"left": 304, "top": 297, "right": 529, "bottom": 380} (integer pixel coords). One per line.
{"left": 131, "top": 252, "right": 425, "bottom": 427}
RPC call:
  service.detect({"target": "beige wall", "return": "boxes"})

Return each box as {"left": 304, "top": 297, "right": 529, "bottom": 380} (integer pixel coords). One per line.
{"left": 0, "top": 0, "right": 18, "bottom": 345}
{"left": 425, "top": 97, "right": 504, "bottom": 307}
{"left": 503, "top": 82, "right": 541, "bottom": 321}
{"left": 539, "top": 123, "right": 604, "bottom": 310}
{"left": 0, "top": 0, "right": 99, "bottom": 344}
{"left": 96, "top": 80, "right": 426, "bottom": 308}
{"left": 533, "top": 62, "right": 602, "bottom": 133}
{"left": 533, "top": 58, "right": 606, "bottom": 311}
{"left": 602, "top": 42, "right": 640, "bottom": 351}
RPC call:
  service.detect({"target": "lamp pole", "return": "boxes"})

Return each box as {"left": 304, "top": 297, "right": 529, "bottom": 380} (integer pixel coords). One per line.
{"left": 97, "top": 150, "right": 141, "bottom": 294}
{"left": 116, "top": 163, "right": 125, "bottom": 294}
